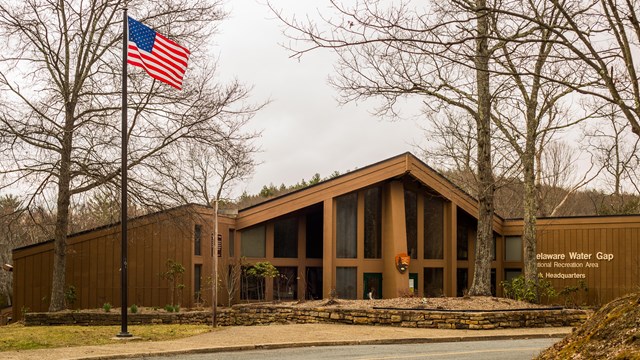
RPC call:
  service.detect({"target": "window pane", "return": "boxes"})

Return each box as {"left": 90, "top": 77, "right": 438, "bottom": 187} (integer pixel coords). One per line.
{"left": 456, "top": 268, "right": 468, "bottom": 296}
{"left": 336, "top": 267, "right": 357, "bottom": 299}
{"left": 241, "top": 271, "right": 265, "bottom": 300}
{"left": 194, "top": 224, "right": 202, "bottom": 256}
{"left": 336, "top": 193, "right": 357, "bottom": 258}
{"left": 424, "top": 196, "right": 444, "bottom": 259}
{"left": 194, "top": 264, "right": 202, "bottom": 300}
{"left": 305, "top": 267, "right": 323, "bottom": 300}
{"left": 505, "top": 268, "right": 522, "bottom": 282}
{"left": 306, "top": 207, "right": 323, "bottom": 259}
{"left": 404, "top": 190, "right": 417, "bottom": 259}
{"left": 505, "top": 236, "right": 522, "bottom": 261}
{"left": 274, "top": 217, "right": 298, "bottom": 258}
{"left": 241, "top": 225, "right": 265, "bottom": 258}
{"left": 423, "top": 268, "right": 444, "bottom": 297}
{"left": 491, "top": 234, "right": 497, "bottom": 261}
{"left": 491, "top": 268, "right": 496, "bottom": 296}
{"left": 364, "top": 187, "right": 382, "bottom": 259}
{"left": 274, "top": 267, "right": 298, "bottom": 300}
{"left": 363, "top": 273, "right": 382, "bottom": 299}
{"left": 456, "top": 211, "right": 470, "bottom": 260}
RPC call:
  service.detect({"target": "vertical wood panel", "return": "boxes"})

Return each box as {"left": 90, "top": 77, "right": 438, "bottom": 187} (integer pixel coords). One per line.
{"left": 89, "top": 238, "right": 98, "bottom": 307}
{"left": 144, "top": 222, "right": 153, "bottom": 306}
{"left": 151, "top": 220, "right": 160, "bottom": 306}
{"left": 105, "top": 235, "right": 115, "bottom": 305}
{"left": 96, "top": 237, "right": 105, "bottom": 306}
{"left": 33, "top": 254, "right": 43, "bottom": 311}
{"left": 81, "top": 242, "right": 90, "bottom": 307}
{"left": 136, "top": 226, "right": 145, "bottom": 305}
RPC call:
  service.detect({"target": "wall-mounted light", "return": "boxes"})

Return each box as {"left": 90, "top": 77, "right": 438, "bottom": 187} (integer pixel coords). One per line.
{"left": 2, "top": 264, "right": 12, "bottom": 272}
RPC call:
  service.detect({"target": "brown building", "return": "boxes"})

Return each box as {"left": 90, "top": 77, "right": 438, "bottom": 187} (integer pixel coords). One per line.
{"left": 11, "top": 153, "right": 640, "bottom": 319}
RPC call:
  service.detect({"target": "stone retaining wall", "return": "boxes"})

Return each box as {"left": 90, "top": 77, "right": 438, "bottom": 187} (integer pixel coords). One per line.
{"left": 25, "top": 304, "right": 588, "bottom": 329}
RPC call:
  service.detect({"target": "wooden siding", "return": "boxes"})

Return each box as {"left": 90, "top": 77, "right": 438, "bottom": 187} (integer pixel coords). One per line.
{"left": 11, "top": 205, "right": 231, "bottom": 320}
{"left": 503, "top": 216, "right": 640, "bottom": 305}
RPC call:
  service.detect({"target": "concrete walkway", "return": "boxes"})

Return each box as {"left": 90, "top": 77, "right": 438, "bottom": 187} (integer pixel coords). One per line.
{"left": 2, "top": 324, "right": 571, "bottom": 360}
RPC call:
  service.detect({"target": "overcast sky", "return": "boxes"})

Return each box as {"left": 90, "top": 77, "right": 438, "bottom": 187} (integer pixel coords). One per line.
{"left": 215, "top": 1, "right": 423, "bottom": 197}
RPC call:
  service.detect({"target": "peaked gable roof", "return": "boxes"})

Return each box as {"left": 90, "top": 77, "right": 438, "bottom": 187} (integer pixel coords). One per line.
{"left": 237, "top": 152, "right": 503, "bottom": 232}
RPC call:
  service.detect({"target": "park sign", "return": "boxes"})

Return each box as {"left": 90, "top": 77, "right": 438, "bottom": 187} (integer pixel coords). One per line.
{"left": 537, "top": 251, "right": 615, "bottom": 280}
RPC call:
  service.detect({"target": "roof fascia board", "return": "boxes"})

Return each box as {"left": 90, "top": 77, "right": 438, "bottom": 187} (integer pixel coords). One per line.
{"left": 405, "top": 155, "right": 504, "bottom": 234}
{"left": 236, "top": 154, "right": 410, "bottom": 229}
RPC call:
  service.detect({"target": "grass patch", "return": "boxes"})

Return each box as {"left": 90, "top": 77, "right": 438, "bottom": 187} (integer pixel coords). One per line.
{"left": 0, "top": 323, "right": 211, "bottom": 352}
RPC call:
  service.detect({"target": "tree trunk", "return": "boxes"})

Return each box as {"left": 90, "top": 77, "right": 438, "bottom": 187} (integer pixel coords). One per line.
{"left": 469, "top": 0, "right": 494, "bottom": 296}
{"left": 522, "top": 140, "right": 538, "bottom": 288}
{"left": 49, "top": 113, "right": 74, "bottom": 312}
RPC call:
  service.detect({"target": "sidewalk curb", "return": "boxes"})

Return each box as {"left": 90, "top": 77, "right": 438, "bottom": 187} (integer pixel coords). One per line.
{"left": 79, "top": 332, "right": 568, "bottom": 360}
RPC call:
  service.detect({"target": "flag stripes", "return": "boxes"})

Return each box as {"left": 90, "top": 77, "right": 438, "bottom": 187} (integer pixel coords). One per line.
{"left": 127, "top": 17, "right": 190, "bottom": 90}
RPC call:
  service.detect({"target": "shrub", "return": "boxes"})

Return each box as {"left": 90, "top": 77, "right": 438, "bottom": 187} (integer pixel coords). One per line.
{"left": 130, "top": 304, "right": 138, "bottom": 314}
{"left": 64, "top": 285, "right": 77, "bottom": 309}
{"left": 502, "top": 274, "right": 557, "bottom": 304}
{"left": 102, "top": 302, "right": 112, "bottom": 312}
{"left": 164, "top": 304, "right": 175, "bottom": 312}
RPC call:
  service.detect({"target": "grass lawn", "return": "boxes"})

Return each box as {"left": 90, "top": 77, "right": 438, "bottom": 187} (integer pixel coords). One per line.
{"left": 0, "top": 323, "right": 212, "bottom": 352}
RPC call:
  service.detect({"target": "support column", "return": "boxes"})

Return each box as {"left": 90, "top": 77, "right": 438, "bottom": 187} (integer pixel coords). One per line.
{"left": 322, "top": 198, "right": 334, "bottom": 299}
{"left": 445, "top": 202, "right": 457, "bottom": 297}
{"left": 382, "top": 181, "right": 409, "bottom": 298}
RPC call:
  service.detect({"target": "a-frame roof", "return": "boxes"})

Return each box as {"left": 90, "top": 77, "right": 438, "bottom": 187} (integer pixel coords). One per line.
{"left": 236, "top": 152, "right": 504, "bottom": 232}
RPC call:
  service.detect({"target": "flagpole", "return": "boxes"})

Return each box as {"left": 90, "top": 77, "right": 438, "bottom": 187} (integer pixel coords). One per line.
{"left": 117, "top": 6, "right": 132, "bottom": 338}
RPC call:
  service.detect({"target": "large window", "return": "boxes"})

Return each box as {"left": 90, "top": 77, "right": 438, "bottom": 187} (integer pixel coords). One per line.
{"left": 241, "top": 225, "right": 265, "bottom": 258}
{"left": 336, "top": 193, "right": 357, "bottom": 258}
{"left": 423, "top": 267, "right": 444, "bottom": 297}
{"left": 336, "top": 267, "right": 357, "bottom": 299}
{"left": 274, "top": 217, "right": 298, "bottom": 258}
{"left": 194, "top": 224, "right": 202, "bottom": 256}
{"left": 505, "top": 236, "right": 522, "bottom": 261}
{"left": 405, "top": 190, "right": 418, "bottom": 259}
{"left": 306, "top": 208, "right": 323, "bottom": 259}
{"left": 424, "top": 195, "right": 444, "bottom": 259}
{"left": 364, "top": 187, "right": 382, "bottom": 259}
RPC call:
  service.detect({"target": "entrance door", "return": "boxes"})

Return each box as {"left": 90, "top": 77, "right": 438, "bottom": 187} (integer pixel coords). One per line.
{"left": 363, "top": 273, "right": 382, "bottom": 299}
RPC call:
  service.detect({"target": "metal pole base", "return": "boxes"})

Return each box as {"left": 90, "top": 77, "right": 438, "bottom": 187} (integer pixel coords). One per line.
{"left": 116, "top": 332, "right": 133, "bottom": 338}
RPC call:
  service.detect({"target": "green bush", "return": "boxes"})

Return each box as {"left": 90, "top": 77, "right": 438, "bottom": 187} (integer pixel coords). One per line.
{"left": 559, "top": 280, "right": 588, "bottom": 307}
{"left": 164, "top": 304, "right": 175, "bottom": 312}
{"left": 501, "top": 274, "right": 557, "bottom": 304}
{"left": 102, "top": 302, "right": 112, "bottom": 312}
{"left": 64, "top": 285, "right": 77, "bottom": 309}
{"left": 129, "top": 304, "right": 138, "bottom": 314}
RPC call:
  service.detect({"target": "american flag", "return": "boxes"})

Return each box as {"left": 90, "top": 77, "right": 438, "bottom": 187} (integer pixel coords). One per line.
{"left": 127, "top": 17, "right": 190, "bottom": 90}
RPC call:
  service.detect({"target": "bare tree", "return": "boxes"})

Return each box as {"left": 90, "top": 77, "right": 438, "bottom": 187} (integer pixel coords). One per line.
{"left": 0, "top": 0, "right": 261, "bottom": 311}
{"left": 271, "top": 0, "right": 500, "bottom": 296}
{"left": 537, "top": 141, "right": 600, "bottom": 217}
{"left": 584, "top": 104, "right": 640, "bottom": 212}
{"left": 487, "top": 0, "right": 589, "bottom": 286}
{"left": 508, "top": 0, "right": 640, "bottom": 137}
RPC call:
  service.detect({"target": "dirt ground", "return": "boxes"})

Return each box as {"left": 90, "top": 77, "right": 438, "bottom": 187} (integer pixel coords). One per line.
{"left": 247, "top": 296, "right": 549, "bottom": 311}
